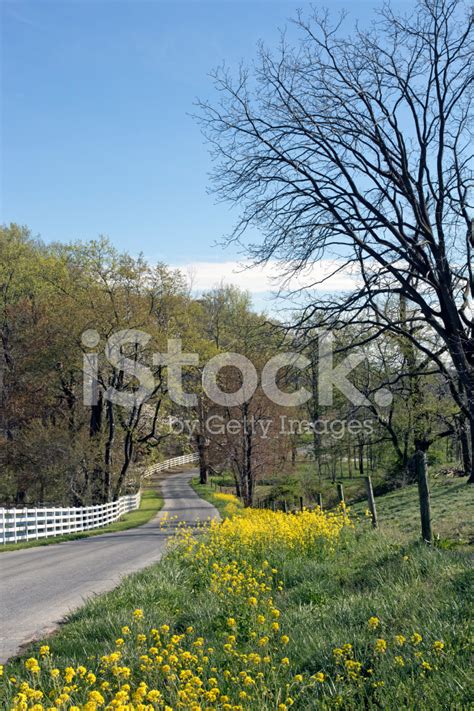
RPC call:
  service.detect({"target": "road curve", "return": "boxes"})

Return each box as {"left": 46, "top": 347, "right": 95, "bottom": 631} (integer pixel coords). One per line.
{"left": 0, "top": 469, "right": 218, "bottom": 663}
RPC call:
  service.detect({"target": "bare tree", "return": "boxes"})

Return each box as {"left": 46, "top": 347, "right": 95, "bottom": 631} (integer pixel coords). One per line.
{"left": 198, "top": 0, "right": 474, "bottom": 481}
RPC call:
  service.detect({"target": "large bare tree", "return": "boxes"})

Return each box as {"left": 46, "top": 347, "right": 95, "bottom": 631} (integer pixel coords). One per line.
{"left": 198, "top": 0, "right": 474, "bottom": 481}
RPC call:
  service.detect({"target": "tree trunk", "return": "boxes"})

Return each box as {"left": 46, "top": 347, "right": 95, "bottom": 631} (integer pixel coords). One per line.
{"left": 15, "top": 487, "right": 26, "bottom": 505}
{"left": 196, "top": 397, "right": 209, "bottom": 485}
{"left": 308, "top": 348, "right": 321, "bottom": 464}
{"left": 358, "top": 442, "right": 364, "bottom": 476}
{"left": 232, "top": 467, "right": 241, "bottom": 499}
{"left": 112, "top": 422, "right": 134, "bottom": 501}
{"left": 104, "top": 400, "right": 115, "bottom": 502}
{"left": 467, "top": 404, "right": 474, "bottom": 483}
{"left": 89, "top": 390, "right": 107, "bottom": 503}
{"left": 197, "top": 434, "right": 209, "bottom": 485}
{"left": 414, "top": 448, "right": 432, "bottom": 543}
{"left": 240, "top": 407, "right": 254, "bottom": 506}
{"left": 457, "top": 414, "right": 472, "bottom": 478}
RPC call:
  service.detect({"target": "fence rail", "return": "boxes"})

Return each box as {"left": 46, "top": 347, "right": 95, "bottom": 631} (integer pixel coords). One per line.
{"left": 0, "top": 492, "right": 141, "bottom": 545}
{"left": 143, "top": 452, "right": 199, "bottom": 478}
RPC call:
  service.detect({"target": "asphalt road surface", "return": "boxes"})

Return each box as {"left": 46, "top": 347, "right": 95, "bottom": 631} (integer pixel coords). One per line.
{"left": 0, "top": 469, "right": 218, "bottom": 663}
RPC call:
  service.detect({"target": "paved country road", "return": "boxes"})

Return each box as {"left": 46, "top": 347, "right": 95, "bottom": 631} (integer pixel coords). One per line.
{"left": 0, "top": 469, "right": 218, "bottom": 663}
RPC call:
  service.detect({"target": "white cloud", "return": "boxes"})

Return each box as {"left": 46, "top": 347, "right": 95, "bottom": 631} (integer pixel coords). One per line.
{"left": 173, "top": 259, "right": 359, "bottom": 295}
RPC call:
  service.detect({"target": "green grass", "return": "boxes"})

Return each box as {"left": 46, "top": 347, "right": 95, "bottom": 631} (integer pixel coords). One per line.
{"left": 351, "top": 475, "right": 474, "bottom": 544}
{"left": 190, "top": 477, "right": 243, "bottom": 518}
{"left": 0, "top": 490, "right": 163, "bottom": 553}
{"left": 257, "top": 457, "right": 469, "bottom": 510}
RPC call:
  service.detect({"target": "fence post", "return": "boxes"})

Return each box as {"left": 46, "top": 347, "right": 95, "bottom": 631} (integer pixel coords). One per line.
{"left": 336, "top": 483, "right": 345, "bottom": 505}
{"left": 364, "top": 475, "right": 378, "bottom": 529}
{"left": 415, "top": 450, "right": 432, "bottom": 543}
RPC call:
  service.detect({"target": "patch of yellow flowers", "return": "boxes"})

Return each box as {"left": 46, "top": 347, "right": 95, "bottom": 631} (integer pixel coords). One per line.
{"left": 212, "top": 493, "right": 243, "bottom": 517}
{"left": 3, "top": 604, "right": 322, "bottom": 710}
{"left": 328, "top": 617, "right": 447, "bottom": 703}
{"left": 174, "top": 503, "right": 351, "bottom": 566}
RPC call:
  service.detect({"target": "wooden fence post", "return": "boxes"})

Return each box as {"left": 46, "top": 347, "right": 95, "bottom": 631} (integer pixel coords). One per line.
{"left": 364, "top": 475, "right": 378, "bottom": 528}
{"left": 337, "top": 483, "right": 345, "bottom": 505}
{"left": 415, "top": 450, "right": 432, "bottom": 543}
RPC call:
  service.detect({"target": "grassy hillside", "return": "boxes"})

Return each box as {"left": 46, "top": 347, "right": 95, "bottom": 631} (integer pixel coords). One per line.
{"left": 351, "top": 475, "right": 473, "bottom": 544}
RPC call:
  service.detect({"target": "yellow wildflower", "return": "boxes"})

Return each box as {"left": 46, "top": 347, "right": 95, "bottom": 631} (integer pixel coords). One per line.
{"left": 368, "top": 616, "right": 380, "bottom": 630}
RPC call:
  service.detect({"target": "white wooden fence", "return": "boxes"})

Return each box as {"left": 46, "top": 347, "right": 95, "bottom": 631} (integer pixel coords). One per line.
{"left": 143, "top": 452, "right": 199, "bottom": 478}
{"left": 0, "top": 452, "right": 199, "bottom": 545}
{"left": 0, "top": 492, "right": 141, "bottom": 545}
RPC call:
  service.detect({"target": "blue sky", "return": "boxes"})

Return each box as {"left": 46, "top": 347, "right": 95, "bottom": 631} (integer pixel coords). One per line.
{"left": 1, "top": 0, "right": 410, "bottom": 300}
